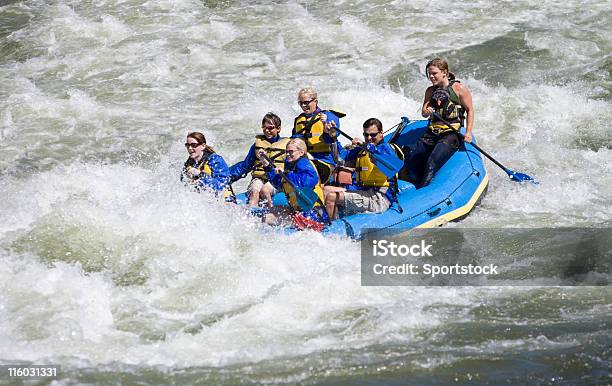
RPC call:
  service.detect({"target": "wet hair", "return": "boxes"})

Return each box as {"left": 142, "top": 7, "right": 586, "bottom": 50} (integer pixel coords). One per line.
{"left": 262, "top": 112, "right": 281, "bottom": 128}
{"left": 287, "top": 137, "right": 307, "bottom": 153}
{"left": 187, "top": 131, "right": 215, "bottom": 154}
{"left": 426, "top": 57, "right": 455, "bottom": 80}
{"left": 363, "top": 117, "right": 383, "bottom": 132}
{"left": 298, "top": 86, "right": 318, "bottom": 100}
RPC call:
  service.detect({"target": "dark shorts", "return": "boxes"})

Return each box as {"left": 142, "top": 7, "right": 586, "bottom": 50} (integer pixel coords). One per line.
{"left": 406, "top": 130, "right": 462, "bottom": 187}
{"left": 421, "top": 130, "right": 461, "bottom": 149}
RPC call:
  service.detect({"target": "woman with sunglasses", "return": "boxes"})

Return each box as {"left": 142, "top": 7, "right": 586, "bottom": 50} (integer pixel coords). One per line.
{"left": 256, "top": 138, "right": 328, "bottom": 229}
{"left": 292, "top": 86, "right": 347, "bottom": 182}
{"left": 182, "top": 131, "right": 232, "bottom": 199}
{"left": 408, "top": 57, "right": 475, "bottom": 188}
{"left": 323, "top": 118, "right": 403, "bottom": 220}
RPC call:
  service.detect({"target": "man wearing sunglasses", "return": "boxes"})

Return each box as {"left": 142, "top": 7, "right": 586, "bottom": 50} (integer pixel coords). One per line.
{"left": 323, "top": 118, "right": 403, "bottom": 220}
{"left": 292, "top": 87, "right": 347, "bottom": 182}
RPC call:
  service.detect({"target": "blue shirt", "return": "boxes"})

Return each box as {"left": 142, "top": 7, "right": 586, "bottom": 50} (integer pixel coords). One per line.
{"left": 267, "top": 156, "right": 328, "bottom": 223}
{"left": 267, "top": 156, "right": 319, "bottom": 191}
{"left": 182, "top": 153, "right": 231, "bottom": 192}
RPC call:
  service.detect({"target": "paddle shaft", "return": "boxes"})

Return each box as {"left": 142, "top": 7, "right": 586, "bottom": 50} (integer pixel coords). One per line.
{"left": 431, "top": 113, "right": 509, "bottom": 172}
{"left": 334, "top": 126, "right": 404, "bottom": 212}
{"left": 333, "top": 126, "right": 402, "bottom": 178}
{"left": 388, "top": 117, "right": 411, "bottom": 144}
{"left": 334, "top": 127, "right": 386, "bottom": 156}
{"left": 235, "top": 150, "right": 285, "bottom": 181}
{"left": 331, "top": 126, "right": 403, "bottom": 215}
{"left": 334, "top": 117, "right": 410, "bottom": 145}
{"left": 259, "top": 154, "right": 294, "bottom": 187}
{"left": 334, "top": 126, "right": 359, "bottom": 143}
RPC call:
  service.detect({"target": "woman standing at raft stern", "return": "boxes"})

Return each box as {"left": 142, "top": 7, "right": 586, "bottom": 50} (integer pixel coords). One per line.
{"left": 409, "top": 58, "right": 475, "bottom": 188}
{"left": 182, "top": 131, "right": 232, "bottom": 199}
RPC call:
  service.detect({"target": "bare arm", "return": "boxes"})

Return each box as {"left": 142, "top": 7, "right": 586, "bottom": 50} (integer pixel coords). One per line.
{"left": 421, "top": 86, "right": 435, "bottom": 117}
{"left": 453, "top": 82, "right": 474, "bottom": 143}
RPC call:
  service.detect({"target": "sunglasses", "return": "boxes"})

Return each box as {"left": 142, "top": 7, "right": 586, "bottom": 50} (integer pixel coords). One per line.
{"left": 286, "top": 149, "right": 302, "bottom": 155}
{"left": 297, "top": 99, "right": 315, "bottom": 107}
{"left": 262, "top": 125, "right": 279, "bottom": 130}
{"left": 363, "top": 132, "right": 380, "bottom": 138}
{"left": 184, "top": 142, "right": 202, "bottom": 148}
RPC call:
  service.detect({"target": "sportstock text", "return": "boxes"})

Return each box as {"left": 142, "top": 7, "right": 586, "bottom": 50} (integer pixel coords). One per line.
{"left": 369, "top": 239, "right": 499, "bottom": 279}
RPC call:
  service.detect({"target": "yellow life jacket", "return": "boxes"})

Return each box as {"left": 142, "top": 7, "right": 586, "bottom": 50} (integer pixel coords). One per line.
{"left": 293, "top": 110, "right": 346, "bottom": 153}
{"left": 185, "top": 155, "right": 233, "bottom": 199}
{"left": 252, "top": 135, "right": 290, "bottom": 180}
{"left": 355, "top": 143, "right": 404, "bottom": 188}
{"left": 429, "top": 80, "right": 464, "bottom": 134}
{"left": 282, "top": 159, "right": 325, "bottom": 211}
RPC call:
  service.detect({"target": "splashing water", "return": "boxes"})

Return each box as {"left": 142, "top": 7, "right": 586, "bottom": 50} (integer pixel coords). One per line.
{"left": 1, "top": 0, "right": 610, "bottom": 383}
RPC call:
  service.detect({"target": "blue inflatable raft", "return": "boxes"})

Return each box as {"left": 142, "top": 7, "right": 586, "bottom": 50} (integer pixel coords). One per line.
{"left": 237, "top": 119, "right": 488, "bottom": 240}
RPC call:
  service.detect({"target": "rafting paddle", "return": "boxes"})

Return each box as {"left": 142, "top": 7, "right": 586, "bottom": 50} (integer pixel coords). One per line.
{"left": 388, "top": 116, "right": 411, "bottom": 144}
{"left": 259, "top": 154, "right": 320, "bottom": 212}
{"left": 229, "top": 151, "right": 288, "bottom": 205}
{"left": 333, "top": 127, "right": 403, "bottom": 179}
{"left": 431, "top": 112, "right": 537, "bottom": 184}
{"left": 230, "top": 151, "right": 286, "bottom": 183}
